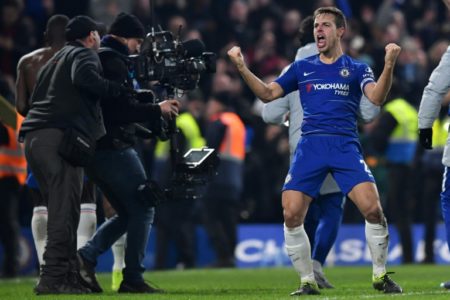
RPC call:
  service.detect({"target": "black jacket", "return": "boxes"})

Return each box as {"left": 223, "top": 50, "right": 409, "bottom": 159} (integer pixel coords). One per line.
{"left": 96, "top": 35, "right": 162, "bottom": 149}
{"left": 20, "top": 41, "right": 123, "bottom": 141}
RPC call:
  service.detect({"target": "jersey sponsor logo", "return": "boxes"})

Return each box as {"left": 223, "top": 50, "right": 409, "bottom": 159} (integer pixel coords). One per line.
{"left": 311, "top": 83, "right": 350, "bottom": 91}
{"left": 306, "top": 82, "right": 350, "bottom": 96}
{"left": 303, "top": 71, "right": 315, "bottom": 76}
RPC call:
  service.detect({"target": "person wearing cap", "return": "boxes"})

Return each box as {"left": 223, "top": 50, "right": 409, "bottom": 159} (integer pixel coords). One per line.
{"left": 76, "top": 12, "right": 179, "bottom": 294}
{"left": 19, "top": 15, "right": 131, "bottom": 295}
{"left": 16, "top": 14, "right": 101, "bottom": 279}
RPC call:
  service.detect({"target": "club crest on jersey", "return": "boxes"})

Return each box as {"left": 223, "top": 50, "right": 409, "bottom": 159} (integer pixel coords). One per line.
{"left": 339, "top": 68, "right": 350, "bottom": 77}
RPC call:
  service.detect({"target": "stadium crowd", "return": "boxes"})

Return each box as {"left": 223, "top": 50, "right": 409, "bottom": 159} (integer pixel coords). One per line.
{"left": 1, "top": 0, "right": 450, "bottom": 279}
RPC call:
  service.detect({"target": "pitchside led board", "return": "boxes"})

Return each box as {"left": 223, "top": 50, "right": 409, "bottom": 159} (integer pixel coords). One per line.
{"left": 4, "top": 224, "right": 450, "bottom": 274}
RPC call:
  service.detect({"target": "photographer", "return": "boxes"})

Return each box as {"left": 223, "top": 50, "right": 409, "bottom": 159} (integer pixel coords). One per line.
{"left": 76, "top": 13, "right": 179, "bottom": 294}
{"left": 19, "top": 15, "right": 130, "bottom": 295}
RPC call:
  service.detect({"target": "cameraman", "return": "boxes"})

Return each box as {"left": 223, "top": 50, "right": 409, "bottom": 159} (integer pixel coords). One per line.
{"left": 20, "top": 15, "right": 129, "bottom": 295}
{"left": 76, "top": 13, "right": 179, "bottom": 294}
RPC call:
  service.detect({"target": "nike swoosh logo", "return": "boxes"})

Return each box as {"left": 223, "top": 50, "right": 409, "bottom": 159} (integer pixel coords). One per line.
{"left": 303, "top": 71, "right": 315, "bottom": 76}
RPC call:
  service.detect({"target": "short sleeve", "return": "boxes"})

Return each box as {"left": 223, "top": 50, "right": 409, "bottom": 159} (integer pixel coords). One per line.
{"left": 275, "top": 62, "right": 299, "bottom": 96}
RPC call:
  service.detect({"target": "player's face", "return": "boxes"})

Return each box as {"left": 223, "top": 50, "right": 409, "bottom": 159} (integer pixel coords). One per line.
{"left": 314, "top": 13, "right": 343, "bottom": 54}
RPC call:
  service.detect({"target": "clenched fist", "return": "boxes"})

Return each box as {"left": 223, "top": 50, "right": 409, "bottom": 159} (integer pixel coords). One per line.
{"left": 227, "top": 46, "right": 246, "bottom": 69}
{"left": 159, "top": 99, "right": 180, "bottom": 120}
{"left": 384, "top": 43, "right": 401, "bottom": 67}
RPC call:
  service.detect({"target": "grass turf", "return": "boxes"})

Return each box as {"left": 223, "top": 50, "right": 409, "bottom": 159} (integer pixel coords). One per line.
{"left": 0, "top": 265, "right": 449, "bottom": 299}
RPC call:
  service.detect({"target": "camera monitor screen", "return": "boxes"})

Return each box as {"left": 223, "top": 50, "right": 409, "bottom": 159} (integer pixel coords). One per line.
{"left": 183, "top": 148, "right": 215, "bottom": 167}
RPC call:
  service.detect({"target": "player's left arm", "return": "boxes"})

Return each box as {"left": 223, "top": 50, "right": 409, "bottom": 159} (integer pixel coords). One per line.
{"left": 363, "top": 43, "right": 401, "bottom": 106}
{"left": 15, "top": 56, "right": 31, "bottom": 117}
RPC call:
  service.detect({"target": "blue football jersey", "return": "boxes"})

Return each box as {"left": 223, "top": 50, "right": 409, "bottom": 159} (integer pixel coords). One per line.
{"left": 275, "top": 54, "right": 375, "bottom": 138}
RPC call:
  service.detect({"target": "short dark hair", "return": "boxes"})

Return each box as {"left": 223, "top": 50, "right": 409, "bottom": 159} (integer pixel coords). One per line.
{"left": 313, "top": 6, "right": 347, "bottom": 29}
{"left": 46, "top": 15, "right": 69, "bottom": 45}
{"left": 298, "top": 16, "right": 315, "bottom": 45}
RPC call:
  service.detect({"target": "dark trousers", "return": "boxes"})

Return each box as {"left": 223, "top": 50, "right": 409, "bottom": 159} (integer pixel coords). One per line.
{"left": 386, "top": 163, "right": 415, "bottom": 263}
{"left": 0, "top": 176, "right": 21, "bottom": 277}
{"left": 202, "top": 189, "right": 239, "bottom": 266}
{"left": 154, "top": 200, "right": 196, "bottom": 269}
{"left": 24, "top": 129, "right": 83, "bottom": 282}
{"left": 304, "top": 192, "right": 345, "bottom": 265}
{"left": 80, "top": 147, "right": 154, "bottom": 283}
{"left": 422, "top": 163, "right": 443, "bottom": 262}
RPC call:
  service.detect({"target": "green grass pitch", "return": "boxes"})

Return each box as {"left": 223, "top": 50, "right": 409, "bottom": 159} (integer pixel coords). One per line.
{"left": 0, "top": 265, "right": 449, "bottom": 299}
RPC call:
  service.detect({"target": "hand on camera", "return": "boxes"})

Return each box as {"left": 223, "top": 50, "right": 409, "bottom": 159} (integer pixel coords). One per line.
{"left": 159, "top": 99, "right": 180, "bottom": 120}
{"left": 419, "top": 128, "right": 433, "bottom": 149}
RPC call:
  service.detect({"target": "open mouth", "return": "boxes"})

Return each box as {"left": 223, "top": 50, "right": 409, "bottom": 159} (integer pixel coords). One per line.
{"left": 316, "top": 35, "right": 326, "bottom": 48}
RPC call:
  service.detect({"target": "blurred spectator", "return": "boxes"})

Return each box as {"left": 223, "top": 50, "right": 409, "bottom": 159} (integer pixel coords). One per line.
{"left": 0, "top": 113, "right": 27, "bottom": 278}
{"left": 428, "top": 40, "right": 450, "bottom": 70}
{"left": 202, "top": 92, "right": 245, "bottom": 267}
{"left": 414, "top": 2, "right": 441, "bottom": 50}
{"left": 367, "top": 81, "right": 418, "bottom": 264}
{"left": 167, "top": 15, "right": 187, "bottom": 38}
{"left": 90, "top": 0, "right": 132, "bottom": 28}
{"left": 276, "top": 9, "right": 302, "bottom": 60}
{"left": 0, "top": 0, "right": 35, "bottom": 82}
{"left": 54, "top": 0, "right": 89, "bottom": 18}
{"left": 152, "top": 90, "right": 206, "bottom": 270}
{"left": 246, "top": 30, "right": 288, "bottom": 78}
{"left": 247, "top": 0, "right": 283, "bottom": 34}
{"left": 220, "top": 0, "right": 254, "bottom": 51}
{"left": 395, "top": 37, "right": 428, "bottom": 105}
{"left": 0, "top": 71, "right": 14, "bottom": 104}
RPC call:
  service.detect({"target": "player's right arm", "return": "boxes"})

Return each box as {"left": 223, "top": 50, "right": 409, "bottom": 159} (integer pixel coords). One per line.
{"left": 227, "top": 46, "right": 283, "bottom": 103}
{"left": 417, "top": 46, "right": 450, "bottom": 149}
{"left": 363, "top": 43, "right": 401, "bottom": 106}
{"left": 418, "top": 46, "right": 450, "bottom": 129}
{"left": 15, "top": 56, "right": 30, "bottom": 117}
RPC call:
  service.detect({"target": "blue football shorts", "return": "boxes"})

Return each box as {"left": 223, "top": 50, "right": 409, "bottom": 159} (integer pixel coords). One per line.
{"left": 282, "top": 135, "right": 375, "bottom": 198}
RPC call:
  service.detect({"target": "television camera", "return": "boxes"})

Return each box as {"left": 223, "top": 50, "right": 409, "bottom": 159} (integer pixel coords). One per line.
{"left": 128, "top": 26, "right": 216, "bottom": 141}
{"left": 129, "top": 28, "right": 216, "bottom": 90}
{"left": 129, "top": 25, "right": 219, "bottom": 206}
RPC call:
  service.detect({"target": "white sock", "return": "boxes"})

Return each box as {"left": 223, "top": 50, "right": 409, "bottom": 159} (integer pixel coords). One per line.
{"left": 77, "top": 203, "right": 97, "bottom": 249}
{"left": 365, "top": 220, "right": 388, "bottom": 277}
{"left": 31, "top": 206, "right": 48, "bottom": 266}
{"left": 312, "top": 259, "right": 323, "bottom": 274}
{"left": 112, "top": 233, "right": 127, "bottom": 271}
{"left": 284, "top": 223, "right": 315, "bottom": 283}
